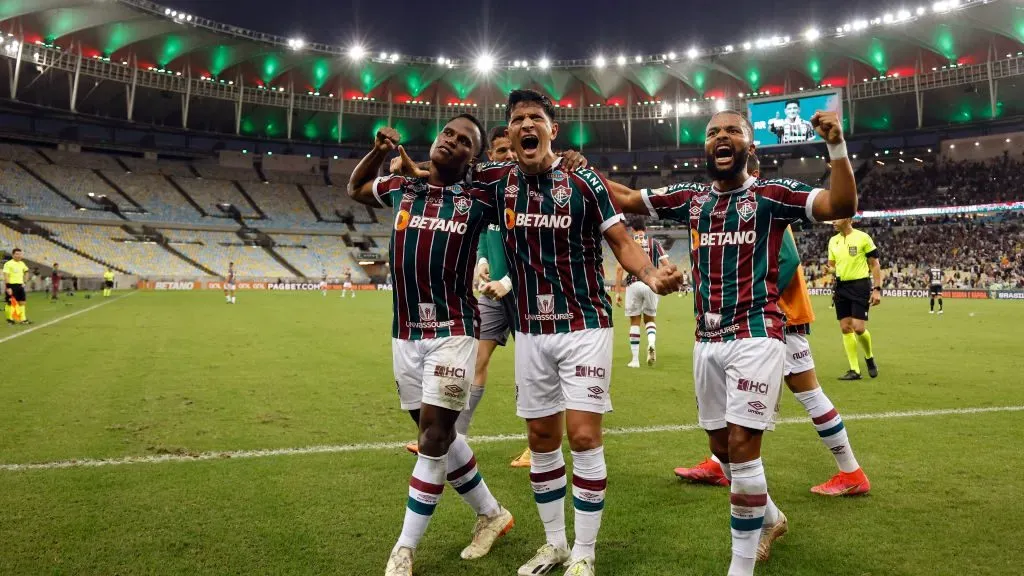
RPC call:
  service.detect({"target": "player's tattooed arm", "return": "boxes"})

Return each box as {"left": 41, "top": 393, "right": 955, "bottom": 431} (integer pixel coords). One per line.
{"left": 604, "top": 222, "right": 683, "bottom": 295}
{"left": 605, "top": 179, "right": 648, "bottom": 215}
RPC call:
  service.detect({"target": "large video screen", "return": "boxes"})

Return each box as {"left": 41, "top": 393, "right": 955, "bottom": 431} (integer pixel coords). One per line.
{"left": 747, "top": 89, "right": 843, "bottom": 148}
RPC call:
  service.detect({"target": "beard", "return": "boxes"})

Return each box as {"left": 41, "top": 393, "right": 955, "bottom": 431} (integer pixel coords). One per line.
{"left": 705, "top": 146, "right": 749, "bottom": 181}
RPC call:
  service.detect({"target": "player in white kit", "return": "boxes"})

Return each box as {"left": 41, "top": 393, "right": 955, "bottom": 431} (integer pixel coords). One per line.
{"left": 341, "top": 267, "right": 355, "bottom": 298}
{"left": 615, "top": 217, "right": 670, "bottom": 367}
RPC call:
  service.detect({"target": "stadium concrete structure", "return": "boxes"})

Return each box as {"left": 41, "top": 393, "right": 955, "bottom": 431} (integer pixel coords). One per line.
{"left": 0, "top": 0, "right": 1022, "bottom": 287}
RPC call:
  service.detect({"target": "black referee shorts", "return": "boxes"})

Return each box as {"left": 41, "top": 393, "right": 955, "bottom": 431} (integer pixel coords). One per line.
{"left": 834, "top": 278, "right": 871, "bottom": 321}
{"left": 929, "top": 284, "right": 943, "bottom": 297}
{"left": 104, "top": 280, "right": 114, "bottom": 289}
{"left": 5, "top": 283, "right": 26, "bottom": 304}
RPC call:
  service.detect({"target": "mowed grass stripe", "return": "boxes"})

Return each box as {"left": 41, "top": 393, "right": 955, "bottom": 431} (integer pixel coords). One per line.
{"left": 2, "top": 404, "right": 1020, "bottom": 472}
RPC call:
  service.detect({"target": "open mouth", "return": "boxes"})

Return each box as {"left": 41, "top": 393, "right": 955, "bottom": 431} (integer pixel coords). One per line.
{"left": 714, "top": 144, "right": 734, "bottom": 165}
{"left": 520, "top": 135, "right": 540, "bottom": 153}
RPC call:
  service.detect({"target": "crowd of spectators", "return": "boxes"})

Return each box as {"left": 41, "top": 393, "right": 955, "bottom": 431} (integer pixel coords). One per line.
{"left": 857, "top": 154, "right": 1024, "bottom": 210}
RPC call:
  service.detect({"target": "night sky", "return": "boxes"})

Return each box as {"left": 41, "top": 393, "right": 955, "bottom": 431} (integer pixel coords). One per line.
{"left": 164, "top": 0, "right": 898, "bottom": 59}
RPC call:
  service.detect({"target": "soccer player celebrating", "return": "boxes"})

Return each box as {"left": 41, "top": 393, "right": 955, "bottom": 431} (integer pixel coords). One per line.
{"left": 4, "top": 248, "right": 30, "bottom": 324}
{"left": 615, "top": 217, "right": 670, "bottom": 367}
{"left": 675, "top": 155, "right": 871, "bottom": 502}
{"left": 767, "top": 100, "right": 816, "bottom": 144}
{"left": 827, "top": 218, "right": 882, "bottom": 379}
{"left": 348, "top": 117, "right": 514, "bottom": 576}
{"left": 471, "top": 90, "right": 682, "bottom": 576}
{"left": 928, "top": 266, "right": 944, "bottom": 314}
{"left": 341, "top": 266, "right": 354, "bottom": 298}
{"left": 607, "top": 109, "right": 858, "bottom": 575}
{"left": 102, "top": 268, "right": 115, "bottom": 297}
{"left": 225, "top": 262, "right": 236, "bottom": 304}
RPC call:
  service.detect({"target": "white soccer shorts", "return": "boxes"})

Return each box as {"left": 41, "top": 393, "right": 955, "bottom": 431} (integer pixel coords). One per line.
{"left": 784, "top": 333, "right": 816, "bottom": 376}
{"left": 692, "top": 338, "right": 785, "bottom": 431}
{"left": 392, "top": 336, "right": 478, "bottom": 412}
{"left": 514, "top": 328, "right": 613, "bottom": 419}
{"left": 225, "top": 283, "right": 236, "bottom": 291}
{"left": 624, "top": 282, "right": 659, "bottom": 317}
{"left": 343, "top": 281, "right": 353, "bottom": 289}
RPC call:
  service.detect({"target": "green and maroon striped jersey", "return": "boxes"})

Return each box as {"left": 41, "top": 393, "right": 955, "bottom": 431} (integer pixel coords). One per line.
{"left": 373, "top": 175, "right": 495, "bottom": 340}
{"left": 472, "top": 159, "right": 623, "bottom": 335}
{"left": 624, "top": 231, "right": 667, "bottom": 286}
{"left": 642, "top": 176, "right": 820, "bottom": 342}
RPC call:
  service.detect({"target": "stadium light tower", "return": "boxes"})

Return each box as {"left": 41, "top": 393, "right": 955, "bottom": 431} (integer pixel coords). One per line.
{"left": 804, "top": 28, "right": 821, "bottom": 42}
{"left": 616, "top": 55, "right": 627, "bottom": 66}
{"left": 475, "top": 53, "right": 494, "bottom": 73}
{"left": 687, "top": 47, "right": 699, "bottom": 60}
{"left": 288, "top": 38, "right": 306, "bottom": 50}
{"left": 595, "top": 55, "right": 607, "bottom": 69}
{"left": 538, "top": 57, "right": 551, "bottom": 70}
{"left": 348, "top": 44, "right": 365, "bottom": 61}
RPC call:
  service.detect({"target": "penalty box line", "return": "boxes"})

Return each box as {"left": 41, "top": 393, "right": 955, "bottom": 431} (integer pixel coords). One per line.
{"left": 1, "top": 404, "right": 1022, "bottom": 472}
{"left": 0, "top": 292, "right": 136, "bottom": 346}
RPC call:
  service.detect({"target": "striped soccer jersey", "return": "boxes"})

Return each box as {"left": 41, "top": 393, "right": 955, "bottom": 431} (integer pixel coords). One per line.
{"left": 642, "top": 176, "right": 820, "bottom": 342}
{"left": 473, "top": 159, "right": 624, "bottom": 335}
{"left": 373, "top": 175, "right": 495, "bottom": 340}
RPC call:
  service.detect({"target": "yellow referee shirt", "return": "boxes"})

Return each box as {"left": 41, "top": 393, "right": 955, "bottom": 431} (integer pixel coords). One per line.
{"left": 104, "top": 270, "right": 115, "bottom": 282}
{"left": 828, "top": 229, "right": 877, "bottom": 281}
{"left": 3, "top": 259, "right": 28, "bottom": 285}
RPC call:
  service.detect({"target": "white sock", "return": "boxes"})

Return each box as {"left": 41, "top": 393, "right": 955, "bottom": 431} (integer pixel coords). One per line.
{"left": 728, "top": 458, "right": 769, "bottom": 576}
{"left": 713, "top": 453, "right": 730, "bottom": 480}
{"left": 794, "top": 388, "right": 860, "bottom": 473}
{"left": 645, "top": 321, "right": 657, "bottom": 348}
{"left": 446, "top": 434, "right": 499, "bottom": 517}
{"left": 231, "top": 296, "right": 236, "bottom": 304}
{"left": 629, "top": 326, "right": 640, "bottom": 362}
{"left": 570, "top": 446, "right": 607, "bottom": 561}
{"left": 530, "top": 448, "right": 568, "bottom": 550}
{"left": 454, "top": 386, "right": 485, "bottom": 436}
{"left": 396, "top": 453, "right": 447, "bottom": 550}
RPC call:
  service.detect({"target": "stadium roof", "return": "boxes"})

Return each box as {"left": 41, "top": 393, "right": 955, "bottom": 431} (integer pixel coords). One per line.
{"left": 1, "top": 0, "right": 1024, "bottom": 149}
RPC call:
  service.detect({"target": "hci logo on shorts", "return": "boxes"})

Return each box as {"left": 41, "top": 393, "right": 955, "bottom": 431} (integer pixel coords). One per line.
{"left": 419, "top": 303, "right": 436, "bottom": 322}
{"left": 435, "top": 365, "right": 467, "bottom": 379}
{"left": 537, "top": 294, "right": 555, "bottom": 314}
{"left": 737, "top": 379, "right": 769, "bottom": 395}
{"left": 576, "top": 366, "right": 607, "bottom": 380}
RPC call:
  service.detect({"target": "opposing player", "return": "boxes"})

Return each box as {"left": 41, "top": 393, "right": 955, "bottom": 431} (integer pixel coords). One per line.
{"left": 225, "top": 262, "right": 236, "bottom": 304}
{"left": 928, "top": 266, "right": 944, "bottom": 314}
{"left": 348, "top": 117, "right": 514, "bottom": 576}
{"left": 102, "top": 268, "right": 115, "bottom": 297}
{"left": 4, "top": 248, "right": 30, "bottom": 324}
{"left": 675, "top": 155, "right": 871, "bottom": 502}
{"left": 50, "top": 263, "right": 61, "bottom": 301}
{"left": 471, "top": 90, "right": 682, "bottom": 576}
{"left": 767, "top": 100, "right": 816, "bottom": 144}
{"left": 615, "top": 217, "right": 670, "bottom": 367}
{"left": 607, "top": 109, "right": 858, "bottom": 575}
{"left": 341, "top": 267, "right": 355, "bottom": 298}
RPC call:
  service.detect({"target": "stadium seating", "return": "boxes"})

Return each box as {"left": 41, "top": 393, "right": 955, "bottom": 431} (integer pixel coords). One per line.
{"left": 271, "top": 233, "right": 370, "bottom": 282}
{"left": 162, "top": 229, "right": 293, "bottom": 278}
{"left": 119, "top": 156, "right": 196, "bottom": 178}
{"left": 30, "top": 164, "right": 134, "bottom": 211}
{"left": 101, "top": 171, "right": 205, "bottom": 223}
{"left": 191, "top": 162, "right": 260, "bottom": 182}
{"left": 238, "top": 182, "right": 323, "bottom": 229}
{"left": 37, "top": 149, "right": 122, "bottom": 171}
{"left": 859, "top": 157, "right": 1024, "bottom": 210}
{"left": 172, "top": 177, "right": 260, "bottom": 218}
{"left": 44, "top": 223, "right": 207, "bottom": 277}
{"left": 0, "top": 160, "right": 105, "bottom": 218}
{"left": 0, "top": 224, "right": 106, "bottom": 276}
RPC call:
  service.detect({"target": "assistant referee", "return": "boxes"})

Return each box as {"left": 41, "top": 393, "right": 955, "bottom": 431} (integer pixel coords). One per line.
{"left": 4, "top": 248, "right": 30, "bottom": 325}
{"left": 827, "top": 219, "right": 881, "bottom": 380}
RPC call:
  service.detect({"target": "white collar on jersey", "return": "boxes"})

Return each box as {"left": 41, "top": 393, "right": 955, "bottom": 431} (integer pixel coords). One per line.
{"left": 711, "top": 175, "right": 756, "bottom": 195}
{"left": 516, "top": 155, "right": 562, "bottom": 176}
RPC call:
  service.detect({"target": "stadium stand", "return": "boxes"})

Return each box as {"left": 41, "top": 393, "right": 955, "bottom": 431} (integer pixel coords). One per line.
{"left": 29, "top": 164, "right": 134, "bottom": 211}
{"left": 101, "top": 171, "right": 205, "bottom": 224}
{"left": 271, "top": 234, "right": 370, "bottom": 282}
{"left": 859, "top": 157, "right": 1024, "bottom": 210}
{"left": 44, "top": 223, "right": 207, "bottom": 277}
{"left": 0, "top": 223, "right": 105, "bottom": 276}
{"left": 172, "top": 177, "right": 260, "bottom": 218}
{"left": 119, "top": 156, "right": 196, "bottom": 178}
{"left": 162, "top": 229, "right": 294, "bottom": 278}
{"left": 238, "top": 182, "right": 321, "bottom": 229}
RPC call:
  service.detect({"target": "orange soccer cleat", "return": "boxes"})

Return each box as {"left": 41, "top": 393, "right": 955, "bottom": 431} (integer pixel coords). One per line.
{"left": 673, "top": 458, "right": 730, "bottom": 487}
{"left": 405, "top": 442, "right": 419, "bottom": 455}
{"left": 810, "top": 468, "right": 871, "bottom": 497}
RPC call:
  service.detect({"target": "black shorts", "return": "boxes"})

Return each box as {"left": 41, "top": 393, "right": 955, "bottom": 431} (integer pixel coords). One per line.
{"left": 104, "top": 280, "right": 114, "bottom": 288}
{"left": 834, "top": 278, "right": 871, "bottom": 321}
{"left": 5, "top": 284, "right": 26, "bottom": 304}
{"left": 929, "top": 284, "right": 943, "bottom": 297}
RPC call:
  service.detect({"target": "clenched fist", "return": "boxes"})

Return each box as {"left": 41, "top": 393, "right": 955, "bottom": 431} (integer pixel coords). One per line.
{"left": 811, "top": 111, "right": 843, "bottom": 145}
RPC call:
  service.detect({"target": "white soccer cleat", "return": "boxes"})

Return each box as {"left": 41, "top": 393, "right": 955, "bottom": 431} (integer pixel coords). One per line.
{"left": 647, "top": 346, "right": 656, "bottom": 366}
{"left": 626, "top": 360, "right": 640, "bottom": 368}
{"left": 384, "top": 546, "right": 414, "bottom": 576}
{"left": 517, "top": 543, "right": 570, "bottom": 576}
{"left": 938, "top": 310, "right": 943, "bottom": 315}
{"left": 461, "top": 506, "right": 514, "bottom": 560}
{"left": 929, "top": 310, "right": 935, "bottom": 314}
{"left": 563, "top": 556, "right": 596, "bottom": 576}
{"left": 757, "top": 510, "right": 788, "bottom": 562}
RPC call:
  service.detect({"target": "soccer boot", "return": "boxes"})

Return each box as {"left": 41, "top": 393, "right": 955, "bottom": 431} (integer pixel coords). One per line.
{"left": 757, "top": 510, "right": 788, "bottom": 562}
{"left": 384, "top": 546, "right": 414, "bottom": 576}
{"left": 460, "top": 506, "right": 514, "bottom": 559}
{"left": 838, "top": 370, "right": 862, "bottom": 381}
{"left": 626, "top": 360, "right": 640, "bottom": 368}
{"left": 865, "top": 357, "right": 878, "bottom": 378}
{"left": 811, "top": 468, "right": 871, "bottom": 497}
{"left": 517, "top": 543, "right": 571, "bottom": 576}
{"left": 510, "top": 448, "right": 532, "bottom": 468}
{"left": 405, "top": 442, "right": 419, "bottom": 455}
{"left": 938, "top": 310, "right": 944, "bottom": 315}
{"left": 646, "top": 345, "right": 656, "bottom": 366}
{"left": 563, "top": 556, "right": 596, "bottom": 576}
{"left": 929, "top": 310, "right": 935, "bottom": 314}
{"left": 674, "top": 458, "right": 730, "bottom": 487}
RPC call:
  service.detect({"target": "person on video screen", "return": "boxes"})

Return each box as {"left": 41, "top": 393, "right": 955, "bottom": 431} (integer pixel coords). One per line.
{"left": 768, "top": 99, "right": 817, "bottom": 144}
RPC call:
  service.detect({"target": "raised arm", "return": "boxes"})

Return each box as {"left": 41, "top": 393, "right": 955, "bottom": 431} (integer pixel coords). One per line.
{"left": 347, "top": 127, "right": 403, "bottom": 206}
{"left": 808, "top": 111, "right": 857, "bottom": 222}
{"left": 605, "top": 179, "right": 650, "bottom": 215}
{"left": 604, "top": 222, "right": 682, "bottom": 295}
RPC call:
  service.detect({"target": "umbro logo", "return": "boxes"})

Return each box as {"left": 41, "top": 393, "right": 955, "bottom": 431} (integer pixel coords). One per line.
{"left": 747, "top": 401, "right": 767, "bottom": 411}
{"left": 587, "top": 386, "right": 605, "bottom": 395}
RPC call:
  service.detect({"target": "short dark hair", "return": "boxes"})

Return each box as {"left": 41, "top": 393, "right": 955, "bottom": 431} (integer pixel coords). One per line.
{"left": 747, "top": 154, "right": 761, "bottom": 175}
{"left": 53, "top": 262, "right": 58, "bottom": 267}
{"left": 449, "top": 113, "right": 486, "bottom": 158}
{"left": 12, "top": 248, "right": 21, "bottom": 254}
{"left": 627, "top": 215, "right": 647, "bottom": 231}
{"left": 506, "top": 89, "right": 556, "bottom": 123}
{"left": 785, "top": 99, "right": 800, "bottom": 107}
{"left": 488, "top": 125, "right": 508, "bottom": 147}
{"left": 709, "top": 109, "right": 754, "bottom": 138}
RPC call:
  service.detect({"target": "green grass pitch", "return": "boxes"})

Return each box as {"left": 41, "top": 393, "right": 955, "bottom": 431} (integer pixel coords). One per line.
{"left": 0, "top": 290, "right": 1022, "bottom": 575}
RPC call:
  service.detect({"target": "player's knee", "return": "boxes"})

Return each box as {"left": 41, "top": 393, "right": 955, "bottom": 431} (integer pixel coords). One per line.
{"left": 527, "top": 423, "right": 563, "bottom": 452}
{"left": 567, "top": 428, "right": 602, "bottom": 452}
{"left": 418, "top": 422, "right": 455, "bottom": 455}
{"left": 727, "top": 426, "right": 763, "bottom": 461}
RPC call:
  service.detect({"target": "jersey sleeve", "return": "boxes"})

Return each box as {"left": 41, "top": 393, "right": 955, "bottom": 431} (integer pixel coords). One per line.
{"left": 760, "top": 178, "right": 823, "bottom": 224}
{"left": 640, "top": 184, "right": 695, "bottom": 223}
{"left": 573, "top": 168, "right": 624, "bottom": 233}
{"left": 827, "top": 237, "right": 838, "bottom": 263}
{"left": 372, "top": 175, "right": 404, "bottom": 208}
{"left": 777, "top": 227, "right": 801, "bottom": 294}
{"left": 862, "top": 232, "right": 878, "bottom": 256}
{"left": 467, "top": 187, "right": 498, "bottom": 225}
{"left": 470, "top": 162, "right": 514, "bottom": 193}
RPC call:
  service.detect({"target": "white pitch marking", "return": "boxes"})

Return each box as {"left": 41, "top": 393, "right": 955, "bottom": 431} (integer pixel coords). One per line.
{"left": 1, "top": 404, "right": 1021, "bottom": 472}
{"left": 0, "top": 292, "right": 135, "bottom": 345}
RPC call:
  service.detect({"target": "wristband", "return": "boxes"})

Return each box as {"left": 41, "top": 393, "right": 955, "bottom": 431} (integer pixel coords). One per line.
{"left": 498, "top": 276, "right": 513, "bottom": 293}
{"left": 872, "top": 287, "right": 882, "bottom": 292}
{"left": 478, "top": 257, "right": 488, "bottom": 267}
{"left": 827, "top": 141, "right": 848, "bottom": 161}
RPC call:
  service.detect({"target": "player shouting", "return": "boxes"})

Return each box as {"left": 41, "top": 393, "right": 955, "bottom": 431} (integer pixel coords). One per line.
{"left": 607, "top": 109, "right": 858, "bottom": 576}
{"left": 348, "top": 117, "right": 513, "bottom": 576}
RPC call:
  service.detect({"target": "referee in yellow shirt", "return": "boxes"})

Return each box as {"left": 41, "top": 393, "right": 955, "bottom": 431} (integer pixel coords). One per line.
{"left": 4, "top": 248, "right": 31, "bottom": 325}
{"left": 828, "top": 219, "right": 881, "bottom": 380}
